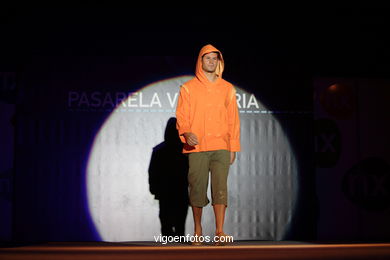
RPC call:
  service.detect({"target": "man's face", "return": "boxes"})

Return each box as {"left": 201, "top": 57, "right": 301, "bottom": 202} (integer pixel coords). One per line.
{"left": 202, "top": 52, "right": 219, "bottom": 73}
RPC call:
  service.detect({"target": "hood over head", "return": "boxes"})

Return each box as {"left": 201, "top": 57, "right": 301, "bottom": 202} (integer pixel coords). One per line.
{"left": 195, "top": 44, "right": 224, "bottom": 84}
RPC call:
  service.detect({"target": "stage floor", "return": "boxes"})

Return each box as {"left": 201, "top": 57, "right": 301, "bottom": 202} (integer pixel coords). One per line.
{"left": 1, "top": 241, "right": 390, "bottom": 260}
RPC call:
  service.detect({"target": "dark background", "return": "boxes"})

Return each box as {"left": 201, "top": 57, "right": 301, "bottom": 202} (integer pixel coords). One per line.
{"left": 1, "top": 5, "right": 389, "bottom": 242}
{"left": 2, "top": 6, "right": 390, "bottom": 107}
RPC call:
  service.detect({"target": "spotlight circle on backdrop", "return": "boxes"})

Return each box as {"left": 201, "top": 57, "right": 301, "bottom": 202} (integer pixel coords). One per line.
{"left": 87, "top": 76, "right": 298, "bottom": 241}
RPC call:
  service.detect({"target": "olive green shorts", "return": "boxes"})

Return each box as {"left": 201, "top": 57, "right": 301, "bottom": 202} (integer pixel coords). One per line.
{"left": 187, "top": 149, "right": 230, "bottom": 207}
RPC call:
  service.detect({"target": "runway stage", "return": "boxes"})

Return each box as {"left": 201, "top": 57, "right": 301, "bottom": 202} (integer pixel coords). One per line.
{"left": 1, "top": 241, "right": 390, "bottom": 260}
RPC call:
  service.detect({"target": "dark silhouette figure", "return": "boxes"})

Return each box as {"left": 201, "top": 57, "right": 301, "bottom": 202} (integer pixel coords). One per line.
{"left": 148, "top": 117, "right": 189, "bottom": 236}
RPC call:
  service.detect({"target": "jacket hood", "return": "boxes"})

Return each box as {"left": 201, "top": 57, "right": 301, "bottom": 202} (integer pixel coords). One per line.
{"left": 195, "top": 44, "right": 224, "bottom": 84}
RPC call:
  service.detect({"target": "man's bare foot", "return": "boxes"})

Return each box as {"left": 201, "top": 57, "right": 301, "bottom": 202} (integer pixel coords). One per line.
{"left": 214, "top": 232, "right": 233, "bottom": 246}
{"left": 191, "top": 229, "right": 203, "bottom": 246}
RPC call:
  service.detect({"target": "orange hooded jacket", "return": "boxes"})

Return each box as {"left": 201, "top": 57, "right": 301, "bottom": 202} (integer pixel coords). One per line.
{"left": 175, "top": 44, "right": 241, "bottom": 153}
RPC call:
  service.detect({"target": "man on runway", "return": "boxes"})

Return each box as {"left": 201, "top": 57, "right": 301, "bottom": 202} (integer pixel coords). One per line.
{"left": 176, "top": 44, "right": 241, "bottom": 245}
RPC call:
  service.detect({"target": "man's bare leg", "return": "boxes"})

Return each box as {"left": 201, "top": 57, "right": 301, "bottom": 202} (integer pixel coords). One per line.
{"left": 213, "top": 204, "right": 232, "bottom": 245}
{"left": 192, "top": 206, "right": 203, "bottom": 235}
{"left": 213, "top": 204, "right": 226, "bottom": 235}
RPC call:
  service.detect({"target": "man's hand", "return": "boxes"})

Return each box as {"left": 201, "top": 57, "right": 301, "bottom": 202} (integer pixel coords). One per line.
{"left": 230, "top": 152, "right": 236, "bottom": 165}
{"left": 183, "top": 132, "right": 199, "bottom": 146}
